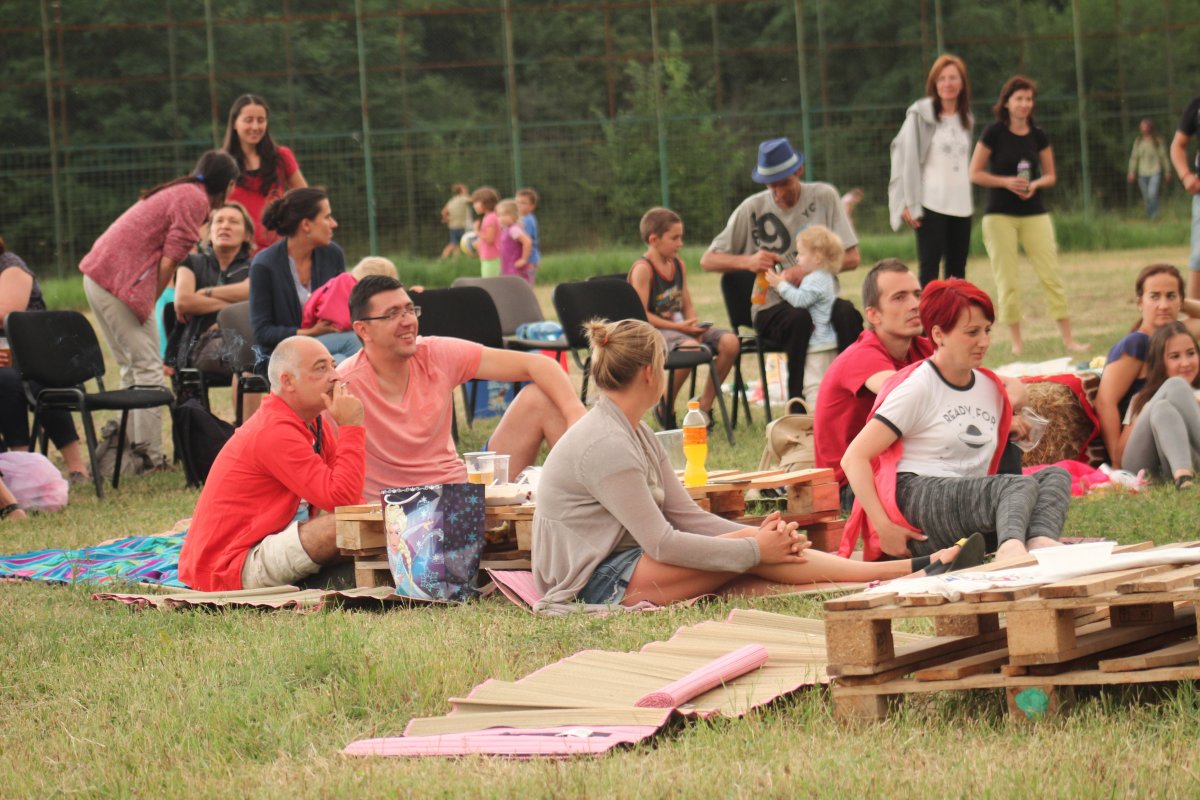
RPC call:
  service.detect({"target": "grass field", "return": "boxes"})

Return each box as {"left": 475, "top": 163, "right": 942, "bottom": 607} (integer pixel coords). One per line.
{"left": 5, "top": 242, "right": 1200, "bottom": 797}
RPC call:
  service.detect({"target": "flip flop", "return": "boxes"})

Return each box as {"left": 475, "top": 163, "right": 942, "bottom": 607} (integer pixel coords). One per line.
{"left": 923, "top": 532, "right": 987, "bottom": 576}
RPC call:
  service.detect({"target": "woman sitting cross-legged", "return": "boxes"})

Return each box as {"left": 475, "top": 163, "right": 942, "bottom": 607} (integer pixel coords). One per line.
{"left": 1120, "top": 321, "right": 1200, "bottom": 490}
{"left": 532, "top": 318, "right": 970, "bottom": 609}
{"left": 840, "top": 278, "right": 1071, "bottom": 565}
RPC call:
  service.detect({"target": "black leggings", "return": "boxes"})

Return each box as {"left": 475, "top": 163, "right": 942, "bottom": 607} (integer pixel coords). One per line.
{"left": 0, "top": 367, "right": 80, "bottom": 451}
{"left": 915, "top": 208, "right": 972, "bottom": 286}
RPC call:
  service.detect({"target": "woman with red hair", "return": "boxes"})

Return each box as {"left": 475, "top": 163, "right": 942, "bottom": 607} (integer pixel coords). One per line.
{"left": 839, "top": 279, "right": 1070, "bottom": 564}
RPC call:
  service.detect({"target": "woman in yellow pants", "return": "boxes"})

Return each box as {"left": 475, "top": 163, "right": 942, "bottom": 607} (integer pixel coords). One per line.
{"left": 969, "top": 75, "right": 1088, "bottom": 357}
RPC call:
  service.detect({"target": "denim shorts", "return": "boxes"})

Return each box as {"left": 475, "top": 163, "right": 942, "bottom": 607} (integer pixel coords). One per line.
{"left": 579, "top": 547, "right": 643, "bottom": 605}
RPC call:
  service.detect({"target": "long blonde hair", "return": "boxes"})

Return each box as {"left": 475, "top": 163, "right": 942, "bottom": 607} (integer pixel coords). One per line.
{"left": 584, "top": 318, "right": 664, "bottom": 390}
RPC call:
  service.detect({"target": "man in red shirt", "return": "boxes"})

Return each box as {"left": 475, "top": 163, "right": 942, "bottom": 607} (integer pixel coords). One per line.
{"left": 814, "top": 260, "right": 932, "bottom": 512}
{"left": 336, "top": 276, "right": 586, "bottom": 500}
{"left": 179, "top": 336, "right": 366, "bottom": 591}
{"left": 815, "top": 260, "right": 1029, "bottom": 513}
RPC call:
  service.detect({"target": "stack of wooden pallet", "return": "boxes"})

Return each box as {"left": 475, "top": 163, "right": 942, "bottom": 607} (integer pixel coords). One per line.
{"left": 683, "top": 467, "right": 844, "bottom": 552}
{"left": 823, "top": 541, "right": 1200, "bottom": 722}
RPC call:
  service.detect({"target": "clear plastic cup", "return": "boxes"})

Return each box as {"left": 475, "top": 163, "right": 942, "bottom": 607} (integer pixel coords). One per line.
{"left": 1013, "top": 407, "right": 1050, "bottom": 453}
{"left": 491, "top": 454, "right": 510, "bottom": 485}
{"left": 464, "top": 451, "right": 496, "bottom": 485}
{"left": 654, "top": 430, "right": 685, "bottom": 471}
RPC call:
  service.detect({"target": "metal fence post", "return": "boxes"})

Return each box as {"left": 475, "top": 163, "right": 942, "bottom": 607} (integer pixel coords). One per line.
{"left": 354, "top": 0, "right": 378, "bottom": 255}
{"left": 204, "top": 0, "right": 219, "bottom": 147}
{"left": 650, "top": 0, "right": 670, "bottom": 208}
{"left": 502, "top": 0, "right": 523, "bottom": 190}
{"left": 39, "top": 0, "right": 64, "bottom": 274}
{"left": 1071, "top": 0, "right": 1092, "bottom": 217}
{"left": 793, "top": 0, "right": 813, "bottom": 168}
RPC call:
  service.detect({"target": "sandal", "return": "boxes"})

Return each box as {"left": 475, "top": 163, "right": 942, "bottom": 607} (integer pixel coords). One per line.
{"left": 1175, "top": 474, "right": 1195, "bottom": 491}
{"left": 924, "top": 532, "right": 988, "bottom": 576}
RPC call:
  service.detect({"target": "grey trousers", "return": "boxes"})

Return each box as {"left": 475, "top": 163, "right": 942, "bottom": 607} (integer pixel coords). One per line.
{"left": 1122, "top": 376, "right": 1200, "bottom": 479}
{"left": 83, "top": 276, "right": 166, "bottom": 462}
{"left": 895, "top": 467, "right": 1071, "bottom": 557}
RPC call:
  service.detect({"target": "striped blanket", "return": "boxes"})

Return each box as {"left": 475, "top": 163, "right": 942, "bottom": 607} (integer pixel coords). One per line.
{"left": 0, "top": 533, "right": 186, "bottom": 588}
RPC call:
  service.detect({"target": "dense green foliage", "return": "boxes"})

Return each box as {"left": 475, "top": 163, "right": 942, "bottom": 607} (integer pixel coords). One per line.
{"left": 2, "top": 0, "right": 1200, "bottom": 274}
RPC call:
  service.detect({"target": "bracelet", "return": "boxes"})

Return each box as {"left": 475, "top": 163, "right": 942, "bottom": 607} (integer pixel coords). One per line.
{"left": 0, "top": 503, "right": 21, "bottom": 519}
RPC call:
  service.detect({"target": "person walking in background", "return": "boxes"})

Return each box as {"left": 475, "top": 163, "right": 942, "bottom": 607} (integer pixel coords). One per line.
{"left": 439, "top": 183, "right": 473, "bottom": 259}
{"left": 517, "top": 187, "right": 541, "bottom": 279}
{"left": 889, "top": 54, "right": 974, "bottom": 287}
{"left": 471, "top": 186, "right": 502, "bottom": 277}
{"left": 1128, "top": 119, "right": 1171, "bottom": 220}
{"left": 1170, "top": 96, "right": 1200, "bottom": 299}
{"left": 81, "top": 150, "right": 239, "bottom": 467}
{"left": 496, "top": 199, "right": 534, "bottom": 285}
{"left": 223, "top": 94, "right": 308, "bottom": 253}
{"left": 969, "top": 75, "right": 1087, "bottom": 357}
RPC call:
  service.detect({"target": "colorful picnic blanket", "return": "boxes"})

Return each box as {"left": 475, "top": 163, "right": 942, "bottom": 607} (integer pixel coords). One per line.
{"left": 0, "top": 533, "right": 185, "bottom": 587}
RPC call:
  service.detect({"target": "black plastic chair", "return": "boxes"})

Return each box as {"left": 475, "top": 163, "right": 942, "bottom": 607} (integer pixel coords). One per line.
{"left": 6, "top": 310, "right": 175, "bottom": 499}
{"left": 720, "top": 271, "right": 788, "bottom": 425}
{"left": 214, "top": 302, "right": 270, "bottom": 427}
{"left": 450, "top": 275, "right": 570, "bottom": 355}
{"left": 417, "top": 286, "right": 519, "bottom": 428}
{"left": 552, "top": 280, "right": 734, "bottom": 445}
{"left": 587, "top": 272, "right": 629, "bottom": 282}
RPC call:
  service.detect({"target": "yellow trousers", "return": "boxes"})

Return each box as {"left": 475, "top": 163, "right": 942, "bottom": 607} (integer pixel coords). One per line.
{"left": 980, "top": 213, "right": 1069, "bottom": 326}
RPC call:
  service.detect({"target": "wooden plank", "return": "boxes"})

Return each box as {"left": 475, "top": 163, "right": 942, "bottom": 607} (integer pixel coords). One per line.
{"left": 805, "top": 520, "right": 845, "bottom": 553}
{"left": 824, "top": 592, "right": 897, "bottom": 612}
{"left": 515, "top": 520, "right": 532, "bottom": 551}
{"left": 934, "top": 613, "right": 1000, "bottom": 637}
{"left": 828, "top": 627, "right": 1009, "bottom": 677}
{"left": 336, "top": 518, "right": 384, "bottom": 550}
{"left": 833, "top": 665, "right": 1200, "bottom": 700}
{"left": 335, "top": 503, "right": 383, "bottom": 521}
{"left": 1111, "top": 602, "right": 1177, "bottom": 626}
{"left": 914, "top": 646, "right": 1010, "bottom": 681}
{"left": 1038, "top": 565, "right": 1173, "bottom": 599}
{"left": 1008, "top": 606, "right": 1195, "bottom": 666}
{"left": 354, "top": 563, "right": 392, "bottom": 589}
{"left": 896, "top": 593, "right": 949, "bottom": 607}
{"left": 1099, "top": 637, "right": 1200, "bottom": 673}
{"left": 824, "top": 587, "right": 1195, "bottom": 621}
{"left": 1117, "top": 564, "right": 1200, "bottom": 594}
{"left": 787, "top": 481, "right": 839, "bottom": 515}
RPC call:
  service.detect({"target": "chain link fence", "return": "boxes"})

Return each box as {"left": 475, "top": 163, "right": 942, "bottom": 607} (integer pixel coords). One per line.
{"left": 3, "top": 0, "right": 1199, "bottom": 276}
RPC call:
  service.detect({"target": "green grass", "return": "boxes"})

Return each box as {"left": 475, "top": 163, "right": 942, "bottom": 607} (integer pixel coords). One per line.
{"left": 6, "top": 242, "right": 1200, "bottom": 796}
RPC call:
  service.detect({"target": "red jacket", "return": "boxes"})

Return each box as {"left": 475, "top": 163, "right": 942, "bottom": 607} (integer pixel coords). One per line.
{"left": 837, "top": 361, "right": 1012, "bottom": 561}
{"left": 179, "top": 394, "right": 365, "bottom": 591}
{"left": 301, "top": 272, "right": 357, "bottom": 331}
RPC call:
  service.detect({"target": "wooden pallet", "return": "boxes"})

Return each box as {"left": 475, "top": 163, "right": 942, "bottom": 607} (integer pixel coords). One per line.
{"left": 335, "top": 502, "right": 534, "bottom": 588}
{"left": 823, "top": 541, "right": 1200, "bottom": 722}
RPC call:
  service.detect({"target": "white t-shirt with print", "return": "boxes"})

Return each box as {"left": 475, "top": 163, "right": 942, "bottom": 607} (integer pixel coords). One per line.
{"left": 874, "top": 361, "right": 1002, "bottom": 478}
{"left": 920, "top": 115, "right": 973, "bottom": 218}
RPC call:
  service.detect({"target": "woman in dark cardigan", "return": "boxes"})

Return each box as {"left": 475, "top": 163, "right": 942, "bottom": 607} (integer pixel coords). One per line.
{"left": 249, "top": 187, "right": 345, "bottom": 372}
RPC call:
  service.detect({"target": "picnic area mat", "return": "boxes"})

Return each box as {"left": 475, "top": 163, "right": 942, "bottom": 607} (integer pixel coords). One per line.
{"left": 0, "top": 532, "right": 187, "bottom": 587}
{"left": 91, "top": 584, "right": 429, "bottom": 612}
{"left": 344, "top": 608, "right": 929, "bottom": 758}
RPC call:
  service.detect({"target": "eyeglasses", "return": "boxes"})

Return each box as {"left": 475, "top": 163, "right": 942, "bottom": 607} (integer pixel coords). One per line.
{"left": 359, "top": 306, "right": 421, "bottom": 322}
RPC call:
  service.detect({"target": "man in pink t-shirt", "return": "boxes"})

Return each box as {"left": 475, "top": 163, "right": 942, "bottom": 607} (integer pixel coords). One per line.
{"left": 334, "top": 275, "right": 586, "bottom": 500}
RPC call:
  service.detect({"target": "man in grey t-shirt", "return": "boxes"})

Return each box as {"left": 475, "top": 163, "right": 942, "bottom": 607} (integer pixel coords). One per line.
{"left": 701, "top": 137, "right": 861, "bottom": 402}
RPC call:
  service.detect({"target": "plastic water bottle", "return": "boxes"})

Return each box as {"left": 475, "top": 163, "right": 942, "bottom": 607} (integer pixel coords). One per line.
{"left": 1016, "top": 159, "right": 1031, "bottom": 191}
{"left": 682, "top": 400, "right": 708, "bottom": 487}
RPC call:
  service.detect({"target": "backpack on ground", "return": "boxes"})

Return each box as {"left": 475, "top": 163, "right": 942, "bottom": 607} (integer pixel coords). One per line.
{"left": 171, "top": 398, "right": 234, "bottom": 487}
{"left": 758, "top": 397, "right": 815, "bottom": 473}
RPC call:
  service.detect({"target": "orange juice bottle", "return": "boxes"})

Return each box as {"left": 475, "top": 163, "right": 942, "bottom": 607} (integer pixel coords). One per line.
{"left": 682, "top": 400, "right": 708, "bottom": 487}
{"left": 750, "top": 271, "right": 769, "bottom": 305}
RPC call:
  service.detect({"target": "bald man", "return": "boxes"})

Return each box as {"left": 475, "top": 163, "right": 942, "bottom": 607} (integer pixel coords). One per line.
{"left": 179, "top": 336, "right": 366, "bottom": 592}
